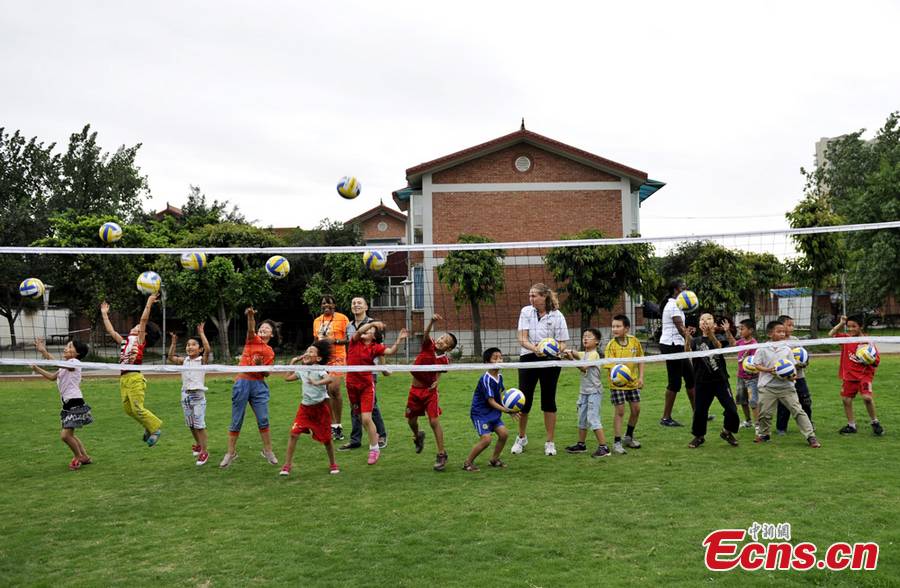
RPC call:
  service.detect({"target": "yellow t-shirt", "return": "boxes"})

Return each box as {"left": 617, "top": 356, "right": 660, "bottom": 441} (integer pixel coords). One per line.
{"left": 603, "top": 335, "right": 644, "bottom": 389}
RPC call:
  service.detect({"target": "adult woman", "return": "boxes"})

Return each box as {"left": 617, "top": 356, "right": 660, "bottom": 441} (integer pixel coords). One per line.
{"left": 659, "top": 279, "right": 696, "bottom": 426}
{"left": 313, "top": 296, "right": 350, "bottom": 441}
{"left": 511, "top": 283, "right": 570, "bottom": 456}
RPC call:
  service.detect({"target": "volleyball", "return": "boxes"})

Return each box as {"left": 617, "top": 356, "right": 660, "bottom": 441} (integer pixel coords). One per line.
{"left": 537, "top": 337, "right": 560, "bottom": 357}
{"left": 136, "top": 271, "right": 161, "bottom": 295}
{"left": 610, "top": 364, "right": 634, "bottom": 387}
{"left": 792, "top": 347, "right": 809, "bottom": 365}
{"left": 675, "top": 290, "right": 699, "bottom": 312}
{"left": 180, "top": 252, "right": 207, "bottom": 271}
{"left": 856, "top": 343, "right": 878, "bottom": 366}
{"left": 502, "top": 388, "right": 526, "bottom": 412}
{"left": 337, "top": 176, "right": 361, "bottom": 199}
{"left": 19, "top": 278, "right": 45, "bottom": 299}
{"left": 99, "top": 222, "right": 122, "bottom": 243}
{"left": 774, "top": 358, "right": 796, "bottom": 379}
{"left": 742, "top": 354, "right": 758, "bottom": 374}
{"left": 265, "top": 255, "right": 290, "bottom": 279}
{"left": 363, "top": 250, "right": 387, "bottom": 271}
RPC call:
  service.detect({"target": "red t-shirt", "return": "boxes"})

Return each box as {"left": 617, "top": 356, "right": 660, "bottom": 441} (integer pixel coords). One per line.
{"left": 346, "top": 337, "right": 386, "bottom": 389}
{"left": 836, "top": 333, "right": 879, "bottom": 382}
{"left": 236, "top": 334, "right": 275, "bottom": 381}
{"left": 411, "top": 337, "right": 450, "bottom": 388}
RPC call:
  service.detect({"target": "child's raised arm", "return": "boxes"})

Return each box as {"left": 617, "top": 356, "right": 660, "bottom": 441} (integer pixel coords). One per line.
{"left": 197, "top": 323, "right": 211, "bottom": 365}
{"left": 99, "top": 301, "right": 124, "bottom": 345}
{"left": 382, "top": 327, "right": 409, "bottom": 356}
{"left": 136, "top": 293, "right": 159, "bottom": 344}
{"left": 34, "top": 338, "right": 54, "bottom": 360}
{"left": 245, "top": 307, "right": 257, "bottom": 341}
{"left": 285, "top": 356, "right": 302, "bottom": 381}
{"left": 423, "top": 314, "right": 441, "bottom": 340}
{"left": 828, "top": 316, "right": 847, "bottom": 337}
{"left": 31, "top": 364, "right": 58, "bottom": 381}
{"left": 353, "top": 320, "right": 384, "bottom": 342}
{"left": 167, "top": 333, "right": 182, "bottom": 365}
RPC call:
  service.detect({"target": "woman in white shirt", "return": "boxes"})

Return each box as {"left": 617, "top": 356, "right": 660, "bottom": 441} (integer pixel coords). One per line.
{"left": 511, "top": 283, "right": 570, "bottom": 456}
{"left": 658, "top": 279, "right": 696, "bottom": 426}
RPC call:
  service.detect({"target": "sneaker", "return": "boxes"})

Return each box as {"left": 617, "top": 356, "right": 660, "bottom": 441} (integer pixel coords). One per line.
{"left": 623, "top": 436, "right": 641, "bottom": 449}
{"left": 839, "top": 424, "right": 858, "bottom": 435}
{"left": 565, "top": 442, "right": 587, "bottom": 454}
{"left": 434, "top": 452, "right": 448, "bottom": 471}
{"left": 720, "top": 430, "right": 739, "bottom": 446}
{"left": 775, "top": 429, "right": 786, "bottom": 436}
{"left": 196, "top": 451, "right": 209, "bottom": 466}
{"left": 261, "top": 450, "right": 279, "bottom": 465}
{"left": 660, "top": 417, "right": 682, "bottom": 427}
{"left": 688, "top": 436, "right": 705, "bottom": 449}
{"left": 338, "top": 442, "right": 361, "bottom": 451}
{"left": 68, "top": 457, "right": 81, "bottom": 471}
{"left": 807, "top": 436, "right": 821, "bottom": 448}
{"left": 279, "top": 465, "right": 291, "bottom": 476}
{"left": 612, "top": 441, "right": 627, "bottom": 455}
{"left": 414, "top": 431, "right": 426, "bottom": 454}
{"left": 592, "top": 445, "right": 611, "bottom": 458}
{"left": 378, "top": 435, "right": 388, "bottom": 449}
{"left": 219, "top": 452, "right": 238, "bottom": 468}
{"left": 740, "top": 420, "right": 753, "bottom": 429}
{"left": 510, "top": 436, "right": 527, "bottom": 455}
{"left": 142, "top": 430, "right": 151, "bottom": 443}
{"left": 872, "top": 421, "right": 885, "bottom": 436}
{"left": 367, "top": 449, "right": 380, "bottom": 465}
{"left": 191, "top": 444, "right": 201, "bottom": 457}
{"left": 544, "top": 442, "right": 557, "bottom": 456}
{"left": 146, "top": 429, "right": 162, "bottom": 447}
{"left": 753, "top": 435, "right": 771, "bottom": 444}
{"left": 330, "top": 463, "right": 340, "bottom": 475}
{"left": 332, "top": 425, "right": 344, "bottom": 441}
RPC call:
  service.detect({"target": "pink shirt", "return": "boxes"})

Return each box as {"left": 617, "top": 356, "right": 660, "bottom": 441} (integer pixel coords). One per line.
{"left": 57, "top": 359, "right": 84, "bottom": 403}
{"left": 735, "top": 338, "right": 757, "bottom": 379}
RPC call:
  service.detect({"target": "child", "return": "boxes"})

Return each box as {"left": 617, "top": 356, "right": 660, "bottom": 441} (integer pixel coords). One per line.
{"left": 734, "top": 319, "right": 759, "bottom": 430}
{"left": 464, "top": 347, "right": 518, "bottom": 471}
{"left": 775, "top": 314, "right": 812, "bottom": 435}
{"left": 562, "top": 328, "right": 610, "bottom": 458}
{"left": 753, "top": 320, "right": 820, "bottom": 447}
{"left": 101, "top": 294, "right": 163, "bottom": 446}
{"left": 347, "top": 321, "right": 407, "bottom": 465}
{"left": 603, "top": 315, "right": 645, "bottom": 454}
{"left": 220, "top": 307, "right": 280, "bottom": 468}
{"left": 31, "top": 338, "right": 94, "bottom": 470}
{"left": 685, "top": 313, "right": 740, "bottom": 449}
{"left": 168, "top": 323, "right": 212, "bottom": 466}
{"left": 829, "top": 315, "right": 883, "bottom": 436}
{"left": 280, "top": 340, "right": 340, "bottom": 476}
{"left": 406, "top": 314, "right": 457, "bottom": 471}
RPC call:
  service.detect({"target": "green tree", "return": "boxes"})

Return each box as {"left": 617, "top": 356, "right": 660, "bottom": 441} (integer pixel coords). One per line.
{"left": 178, "top": 185, "right": 247, "bottom": 230}
{"left": 300, "top": 253, "right": 380, "bottom": 315}
{"left": 739, "top": 251, "right": 785, "bottom": 324}
{"left": 436, "top": 234, "right": 506, "bottom": 357}
{"left": 545, "top": 229, "right": 654, "bottom": 332}
{"left": 685, "top": 242, "right": 752, "bottom": 316}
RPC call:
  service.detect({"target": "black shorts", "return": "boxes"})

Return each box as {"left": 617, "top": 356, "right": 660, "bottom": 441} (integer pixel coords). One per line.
{"left": 660, "top": 343, "right": 695, "bottom": 392}
{"left": 518, "top": 353, "right": 561, "bottom": 413}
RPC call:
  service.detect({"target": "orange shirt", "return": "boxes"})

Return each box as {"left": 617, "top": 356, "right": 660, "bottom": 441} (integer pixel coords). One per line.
{"left": 313, "top": 312, "right": 350, "bottom": 361}
{"left": 236, "top": 334, "right": 275, "bottom": 381}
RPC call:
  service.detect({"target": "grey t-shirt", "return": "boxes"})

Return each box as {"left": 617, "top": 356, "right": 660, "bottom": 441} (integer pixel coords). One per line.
{"left": 573, "top": 350, "right": 603, "bottom": 395}
{"left": 754, "top": 343, "right": 795, "bottom": 391}
{"left": 297, "top": 367, "right": 330, "bottom": 405}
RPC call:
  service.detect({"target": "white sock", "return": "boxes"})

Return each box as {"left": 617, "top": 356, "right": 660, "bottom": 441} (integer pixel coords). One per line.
{"left": 848, "top": 421, "right": 857, "bottom": 428}
{"left": 369, "top": 444, "right": 379, "bottom": 451}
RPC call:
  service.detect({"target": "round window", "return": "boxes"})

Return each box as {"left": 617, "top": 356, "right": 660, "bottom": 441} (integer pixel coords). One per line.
{"left": 377, "top": 221, "right": 388, "bottom": 232}
{"left": 515, "top": 155, "right": 532, "bottom": 172}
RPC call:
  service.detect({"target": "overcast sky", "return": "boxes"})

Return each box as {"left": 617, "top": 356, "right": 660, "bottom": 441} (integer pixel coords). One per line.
{"left": 2, "top": 1, "right": 898, "bottom": 239}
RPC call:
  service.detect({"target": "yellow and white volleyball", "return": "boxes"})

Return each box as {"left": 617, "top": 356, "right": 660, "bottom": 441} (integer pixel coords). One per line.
{"left": 856, "top": 343, "right": 878, "bottom": 366}
{"left": 136, "top": 271, "right": 162, "bottom": 295}
{"left": 537, "top": 337, "right": 560, "bottom": 357}
{"left": 362, "top": 250, "right": 387, "bottom": 271}
{"left": 19, "top": 278, "right": 45, "bottom": 299}
{"left": 675, "top": 290, "right": 699, "bottom": 312}
{"left": 742, "top": 354, "right": 758, "bottom": 374}
{"left": 336, "top": 176, "right": 361, "bottom": 200}
{"left": 265, "top": 255, "right": 290, "bottom": 279}
{"left": 180, "top": 252, "right": 207, "bottom": 271}
{"left": 99, "top": 221, "right": 123, "bottom": 243}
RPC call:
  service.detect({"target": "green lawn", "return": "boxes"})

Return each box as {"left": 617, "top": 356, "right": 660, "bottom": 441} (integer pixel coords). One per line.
{"left": 1, "top": 356, "right": 898, "bottom": 586}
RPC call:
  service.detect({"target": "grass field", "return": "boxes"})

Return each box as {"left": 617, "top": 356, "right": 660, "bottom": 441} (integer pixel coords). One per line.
{"left": 1, "top": 356, "right": 898, "bottom": 586}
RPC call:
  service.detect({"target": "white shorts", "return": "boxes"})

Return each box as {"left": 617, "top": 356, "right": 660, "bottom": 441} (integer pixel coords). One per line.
{"left": 181, "top": 390, "right": 207, "bottom": 429}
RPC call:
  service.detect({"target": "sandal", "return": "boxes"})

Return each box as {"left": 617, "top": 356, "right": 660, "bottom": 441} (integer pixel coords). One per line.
{"left": 687, "top": 436, "right": 705, "bottom": 449}
{"left": 462, "top": 462, "right": 480, "bottom": 472}
{"left": 488, "top": 459, "right": 507, "bottom": 468}
{"left": 720, "top": 430, "right": 739, "bottom": 446}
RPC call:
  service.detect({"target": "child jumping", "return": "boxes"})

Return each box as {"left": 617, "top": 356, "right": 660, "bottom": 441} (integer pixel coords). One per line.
{"left": 563, "top": 328, "right": 611, "bottom": 458}
{"left": 464, "top": 347, "right": 518, "bottom": 471}
{"left": 168, "top": 323, "right": 212, "bottom": 466}
{"left": 32, "top": 338, "right": 94, "bottom": 470}
{"left": 280, "top": 340, "right": 340, "bottom": 476}
{"left": 603, "top": 315, "right": 645, "bottom": 454}
{"left": 829, "top": 315, "right": 883, "bottom": 436}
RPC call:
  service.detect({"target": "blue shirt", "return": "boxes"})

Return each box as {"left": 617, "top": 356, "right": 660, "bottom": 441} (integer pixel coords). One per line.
{"left": 470, "top": 372, "right": 504, "bottom": 420}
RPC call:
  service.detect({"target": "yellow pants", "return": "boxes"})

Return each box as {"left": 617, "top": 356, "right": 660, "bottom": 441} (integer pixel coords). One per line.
{"left": 120, "top": 372, "right": 162, "bottom": 433}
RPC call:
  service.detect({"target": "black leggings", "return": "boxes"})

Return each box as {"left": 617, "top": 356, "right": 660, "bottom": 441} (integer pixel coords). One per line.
{"left": 660, "top": 343, "right": 695, "bottom": 392}
{"left": 518, "top": 353, "right": 561, "bottom": 413}
{"left": 692, "top": 380, "right": 740, "bottom": 438}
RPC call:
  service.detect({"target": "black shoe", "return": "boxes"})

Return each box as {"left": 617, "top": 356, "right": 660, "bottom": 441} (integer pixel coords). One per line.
{"left": 414, "top": 431, "right": 426, "bottom": 454}
{"left": 332, "top": 425, "right": 344, "bottom": 441}
{"left": 720, "top": 430, "right": 739, "bottom": 446}
{"left": 872, "top": 421, "right": 885, "bottom": 436}
{"left": 688, "top": 436, "right": 705, "bottom": 449}
{"left": 337, "top": 442, "right": 361, "bottom": 452}
{"left": 378, "top": 435, "right": 388, "bottom": 449}
{"left": 838, "top": 424, "right": 858, "bottom": 435}
{"left": 753, "top": 434, "right": 771, "bottom": 444}
{"left": 660, "top": 417, "right": 683, "bottom": 427}
{"left": 565, "top": 442, "right": 587, "bottom": 454}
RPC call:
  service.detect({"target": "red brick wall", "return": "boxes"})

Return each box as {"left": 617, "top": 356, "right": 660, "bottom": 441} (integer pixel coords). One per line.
{"left": 432, "top": 144, "right": 620, "bottom": 184}
{"left": 358, "top": 213, "right": 406, "bottom": 242}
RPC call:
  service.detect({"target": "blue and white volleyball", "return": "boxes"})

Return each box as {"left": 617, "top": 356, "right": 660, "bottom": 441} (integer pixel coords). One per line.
{"left": 610, "top": 364, "right": 634, "bottom": 387}
{"left": 502, "top": 388, "right": 526, "bottom": 412}
{"left": 265, "top": 255, "right": 290, "bottom": 279}
{"left": 856, "top": 344, "right": 878, "bottom": 366}
{"left": 792, "top": 347, "right": 809, "bottom": 365}
{"left": 675, "top": 290, "right": 699, "bottom": 312}
{"left": 774, "top": 358, "right": 796, "bottom": 379}
{"left": 537, "top": 337, "right": 560, "bottom": 357}
{"left": 180, "top": 252, "right": 207, "bottom": 271}
{"left": 362, "top": 250, "right": 387, "bottom": 271}
{"left": 19, "top": 278, "right": 45, "bottom": 299}
{"left": 136, "top": 271, "right": 161, "bottom": 295}
{"left": 742, "top": 354, "right": 758, "bottom": 374}
{"left": 99, "top": 222, "right": 123, "bottom": 243}
{"left": 336, "top": 176, "right": 361, "bottom": 199}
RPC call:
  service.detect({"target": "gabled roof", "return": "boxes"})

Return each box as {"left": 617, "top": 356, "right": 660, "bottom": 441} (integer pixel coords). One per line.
{"left": 154, "top": 202, "right": 184, "bottom": 219}
{"left": 405, "top": 128, "right": 649, "bottom": 186}
{"left": 345, "top": 201, "right": 407, "bottom": 226}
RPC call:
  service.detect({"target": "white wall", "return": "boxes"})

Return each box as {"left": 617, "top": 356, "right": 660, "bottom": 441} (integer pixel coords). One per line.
{"left": 0, "top": 308, "right": 71, "bottom": 346}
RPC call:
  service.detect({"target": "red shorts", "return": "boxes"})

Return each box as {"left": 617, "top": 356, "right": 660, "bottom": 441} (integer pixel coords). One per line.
{"left": 347, "top": 383, "right": 375, "bottom": 415}
{"left": 290, "top": 402, "right": 332, "bottom": 443}
{"left": 405, "top": 386, "right": 442, "bottom": 419}
{"left": 841, "top": 380, "right": 874, "bottom": 398}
